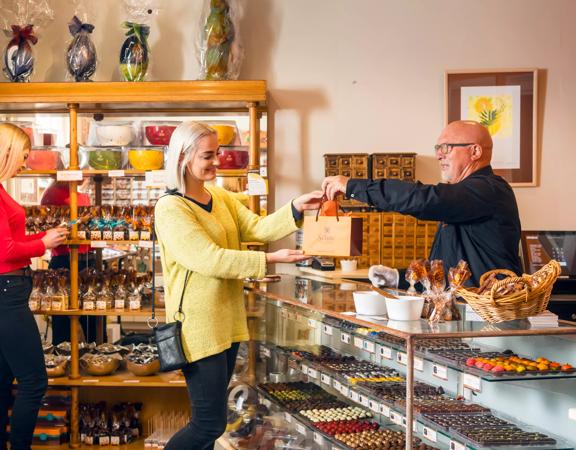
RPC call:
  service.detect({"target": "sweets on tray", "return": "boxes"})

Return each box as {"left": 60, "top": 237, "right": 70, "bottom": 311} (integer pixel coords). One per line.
{"left": 300, "top": 406, "right": 372, "bottom": 422}
{"left": 314, "top": 419, "right": 379, "bottom": 436}
{"left": 421, "top": 413, "right": 556, "bottom": 447}
{"left": 465, "top": 354, "right": 574, "bottom": 375}
{"left": 395, "top": 398, "right": 490, "bottom": 414}
{"left": 335, "top": 429, "right": 438, "bottom": 450}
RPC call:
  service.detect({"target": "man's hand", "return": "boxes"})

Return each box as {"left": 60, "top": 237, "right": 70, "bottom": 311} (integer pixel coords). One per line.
{"left": 321, "top": 176, "right": 349, "bottom": 200}
{"left": 368, "top": 265, "right": 400, "bottom": 288}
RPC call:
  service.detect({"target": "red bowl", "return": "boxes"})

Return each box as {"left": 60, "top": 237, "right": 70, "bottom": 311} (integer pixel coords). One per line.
{"left": 145, "top": 125, "right": 177, "bottom": 145}
{"left": 27, "top": 149, "right": 60, "bottom": 170}
{"left": 218, "top": 146, "right": 249, "bottom": 169}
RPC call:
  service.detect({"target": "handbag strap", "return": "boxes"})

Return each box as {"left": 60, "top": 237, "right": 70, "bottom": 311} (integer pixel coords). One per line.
{"left": 150, "top": 190, "right": 198, "bottom": 324}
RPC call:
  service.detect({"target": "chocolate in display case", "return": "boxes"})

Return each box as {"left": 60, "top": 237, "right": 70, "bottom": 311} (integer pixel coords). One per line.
{"left": 247, "top": 274, "right": 576, "bottom": 450}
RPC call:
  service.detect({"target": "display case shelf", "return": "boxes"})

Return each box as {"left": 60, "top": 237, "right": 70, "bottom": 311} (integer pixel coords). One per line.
{"left": 47, "top": 371, "right": 186, "bottom": 388}
{"left": 33, "top": 307, "right": 165, "bottom": 317}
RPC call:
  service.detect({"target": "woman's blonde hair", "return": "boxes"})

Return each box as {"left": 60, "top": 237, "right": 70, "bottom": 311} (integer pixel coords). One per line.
{"left": 165, "top": 121, "right": 216, "bottom": 193}
{"left": 0, "top": 123, "right": 31, "bottom": 182}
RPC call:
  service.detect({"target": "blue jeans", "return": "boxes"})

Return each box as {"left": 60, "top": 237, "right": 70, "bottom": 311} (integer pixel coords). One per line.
{"left": 0, "top": 275, "right": 48, "bottom": 450}
{"left": 164, "top": 343, "right": 240, "bottom": 450}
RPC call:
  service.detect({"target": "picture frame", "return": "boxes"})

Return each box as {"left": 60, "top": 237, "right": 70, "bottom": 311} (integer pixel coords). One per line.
{"left": 445, "top": 69, "right": 538, "bottom": 186}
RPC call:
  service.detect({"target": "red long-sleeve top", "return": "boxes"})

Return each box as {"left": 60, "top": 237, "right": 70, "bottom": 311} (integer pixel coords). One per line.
{"left": 0, "top": 184, "right": 46, "bottom": 274}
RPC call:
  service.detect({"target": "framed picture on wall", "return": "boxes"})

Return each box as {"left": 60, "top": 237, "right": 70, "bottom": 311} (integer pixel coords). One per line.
{"left": 445, "top": 69, "right": 538, "bottom": 186}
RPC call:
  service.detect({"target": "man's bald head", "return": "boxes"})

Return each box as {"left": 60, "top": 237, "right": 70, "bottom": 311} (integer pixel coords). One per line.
{"left": 436, "top": 121, "right": 493, "bottom": 183}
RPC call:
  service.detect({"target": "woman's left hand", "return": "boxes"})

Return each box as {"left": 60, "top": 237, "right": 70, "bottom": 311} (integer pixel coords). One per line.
{"left": 292, "top": 190, "right": 324, "bottom": 213}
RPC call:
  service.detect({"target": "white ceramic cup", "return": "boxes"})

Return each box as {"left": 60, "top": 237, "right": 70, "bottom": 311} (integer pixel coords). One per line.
{"left": 385, "top": 295, "right": 424, "bottom": 321}
{"left": 340, "top": 259, "right": 358, "bottom": 273}
{"left": 353, "top": 291, "right": 387, "bottom": 316}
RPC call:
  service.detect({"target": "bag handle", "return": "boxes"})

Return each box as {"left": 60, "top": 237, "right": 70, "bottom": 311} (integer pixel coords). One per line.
{"left": 315, "top": 196, "right": 342, "bottom": 222}
{"left": 149, "top": 191, "right": 197, "bottom": 327}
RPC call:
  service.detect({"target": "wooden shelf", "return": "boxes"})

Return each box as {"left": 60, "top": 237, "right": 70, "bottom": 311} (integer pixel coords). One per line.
{"left": 0, "top": 80, "right": 266, "bottom": 112}
{"left": 17, "top": 170, "right": 148, "bottom": 178}
{"left": 47, "top": 370, "right": 186, "bottom": 388}
{"left": 33, "top": 307, "right": 164, "bottom": 317}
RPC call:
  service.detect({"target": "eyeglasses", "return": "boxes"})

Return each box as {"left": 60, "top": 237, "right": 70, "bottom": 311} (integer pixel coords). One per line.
{"left": 434, "top": 143, "right": 475, "bottom": 155}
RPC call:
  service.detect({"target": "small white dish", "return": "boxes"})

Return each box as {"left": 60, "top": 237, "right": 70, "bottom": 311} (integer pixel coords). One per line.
{"left": 340, "top": 259, "right": 358, "bottom": 273}
{"left": 385, "top": 295, "right": 424, "bottom": 321}
{"left": 353, "top": 291, "right": 387, "bottom": 316}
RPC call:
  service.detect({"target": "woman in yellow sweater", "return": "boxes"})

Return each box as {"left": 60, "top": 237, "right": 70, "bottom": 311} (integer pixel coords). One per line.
{"left": 155, "top": 121, "right": 322, "bottom": 450}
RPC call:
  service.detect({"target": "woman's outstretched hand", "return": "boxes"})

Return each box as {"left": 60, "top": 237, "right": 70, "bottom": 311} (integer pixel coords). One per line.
{"left": 292, "top": 190, "right": 324, "bottom": 213}
{"left": 266, "top": 249, "right": 311, "bottom": 264}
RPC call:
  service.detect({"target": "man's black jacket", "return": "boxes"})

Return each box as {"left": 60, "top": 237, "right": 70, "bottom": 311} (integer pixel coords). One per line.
{"left": 346, "top": 166, "right": 522, "bottom": 286}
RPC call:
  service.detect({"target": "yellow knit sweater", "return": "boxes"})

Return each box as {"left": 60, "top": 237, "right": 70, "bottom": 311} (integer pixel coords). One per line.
{"left": 154, "top": 185, "right": 299, "bottom": 362}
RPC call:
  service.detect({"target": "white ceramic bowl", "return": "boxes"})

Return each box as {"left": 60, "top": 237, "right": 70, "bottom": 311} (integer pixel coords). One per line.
{"left": 385, "top": 295, "right": 424, "bottom": 321}
{"left": 95, "top": 122, "right": 133, "bottom": 146}
{"left": 353, "top": 291, "right": 387, "bottom": 316}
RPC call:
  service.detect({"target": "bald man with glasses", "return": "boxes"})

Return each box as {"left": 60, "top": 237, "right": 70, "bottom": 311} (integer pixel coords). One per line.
{"left": 322, "top": 120, "right": 522, "bottom": 286}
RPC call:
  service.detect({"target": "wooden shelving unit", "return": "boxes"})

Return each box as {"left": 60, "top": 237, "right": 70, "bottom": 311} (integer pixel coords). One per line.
{"left": 2, "top": 80, "right": 267, "bottom": 448}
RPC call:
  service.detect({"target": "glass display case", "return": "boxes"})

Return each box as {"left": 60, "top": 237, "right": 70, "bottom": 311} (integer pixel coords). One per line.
{"left": 223, "top": 274, "right": 576, "bottom": 450}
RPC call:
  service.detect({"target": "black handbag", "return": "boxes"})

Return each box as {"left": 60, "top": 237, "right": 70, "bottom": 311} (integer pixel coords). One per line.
{"left": 152, "top": 270, "right": 190, "bottom": 372}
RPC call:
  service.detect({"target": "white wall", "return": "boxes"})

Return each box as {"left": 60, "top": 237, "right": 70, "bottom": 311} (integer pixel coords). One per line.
{"left": 21, "top": 0, "right": 576, "bottom": 230}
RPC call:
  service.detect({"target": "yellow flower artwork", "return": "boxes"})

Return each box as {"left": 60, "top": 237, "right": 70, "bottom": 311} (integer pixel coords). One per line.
{"left": 467, "top": 95, "right": 513, "bottom": 137}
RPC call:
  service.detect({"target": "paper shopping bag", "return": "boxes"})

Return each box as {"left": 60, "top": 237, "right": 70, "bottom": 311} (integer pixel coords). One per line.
{"left": 302, "top": 215, "right": 363, "bottom": 257}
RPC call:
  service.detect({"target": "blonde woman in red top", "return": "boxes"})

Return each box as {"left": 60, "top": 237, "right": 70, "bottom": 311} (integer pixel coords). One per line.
{"left": 0, "top": 123, "right": 68, "bottom": 450}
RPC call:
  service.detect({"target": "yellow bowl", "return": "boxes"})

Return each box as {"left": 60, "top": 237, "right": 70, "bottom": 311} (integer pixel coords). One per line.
{"left": 128, "top": 148, "right": 164, "bottom": 171}
{"left": 209, "top": 124, "right": 236, "bottom": 146}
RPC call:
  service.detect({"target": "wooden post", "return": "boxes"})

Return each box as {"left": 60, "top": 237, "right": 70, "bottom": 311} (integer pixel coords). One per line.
{"left": 248, "top": 103, "right": 261, "bottom": 215}
{"left": 70, "top": 387, "right": 79, "bottom": 448}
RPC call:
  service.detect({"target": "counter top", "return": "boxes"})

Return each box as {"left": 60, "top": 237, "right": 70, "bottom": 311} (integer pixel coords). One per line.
{"left": 249, "top": 274, "right": 576, "bottom": 340}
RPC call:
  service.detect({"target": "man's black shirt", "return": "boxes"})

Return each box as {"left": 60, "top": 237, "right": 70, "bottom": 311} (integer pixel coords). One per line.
{"left": 346, "top": 166, "right": 522, "bottom": 286}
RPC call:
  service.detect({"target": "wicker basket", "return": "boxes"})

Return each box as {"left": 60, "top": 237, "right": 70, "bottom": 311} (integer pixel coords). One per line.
{"left": 457, "top": 260, "right": 561, "bottom": 323}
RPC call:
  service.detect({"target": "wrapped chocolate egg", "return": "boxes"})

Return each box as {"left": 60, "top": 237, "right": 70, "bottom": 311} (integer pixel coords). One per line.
{"left": 119, "top": 21, "right": 149, "bottom": 81}
{"left": 3, "top": 25, "right": 36, "bottom": 82}
{"left": 66, "top": 16, "right": 97, "bottom": 82}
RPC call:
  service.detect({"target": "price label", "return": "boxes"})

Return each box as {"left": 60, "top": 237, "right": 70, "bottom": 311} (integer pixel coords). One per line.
{"left": 463, "top": 373, "right": 482, "bottom": 392}
{"left": 108, "top": 170, "right": 125, "bottom": 177}
{"left": 415, "top": 356, "right": 424, "bottom": 372}
{"left": 340, "top": 385, "right": 350, "bottom": 397}
{"left": 138, "top": 240, "right": 154, "bottom": 248}
{"left": 296, "top": 422, "right": 306, "bottom": 435}
{"left": 369, "top": 400, "right": 381, "bottom": 414}
{"left": 314, "top": 432, "right": 324, "bottom": 446}
{"left": 341, "top": 332, "right": 351, "bottom": 344}
{"left": 390, "top": 411, "right": 402, "bottom": 425}
{"left": 308, "top": 318, "right": 318, "bottom": 329}
{"left": 57, "top": 170, "right": 83, "bottom": 181}
{"left": 363, "top": 340, "right": 375, "bottom": 353}
{"left": 284, "top": 412, "right": 292, "bottom": 423}
{"left": 323, "top": 324, "right": 333, "bottom": 335}
{"left": 308, "top": 368, "right": 318, "bottom": 379}
{"left": 423, "top": 426, "right": 437, "bottom": 443}
{"left": 380, "top": 346, "right": 393, "bottom": 360}
{"left": 260, "top": 346, "right": 271, "bottom": 359}
{"left": 90, "top": 241, "right": 107, "bottom": 248}
{"left": 380, "top": 404, "right": 391, "bottom": 417}
{"left": 333, "top": 380, "right": 342, "bottom": 391}
{"left": 450, "top": 440, "right": 466, "bottom": 450}
{"left": 361, "top": 395, "right": 370, "bottom": 408}
{"left": 350, "top": 390, "right": 360, "bottom": 402}
{"left": 433, "top": 364, "right": 448, "bottom": 381}
{"left": 144, "top": 170, "right": 167, "bottom": 188}
{"left": 321, "top": 373, "right": 331, "bottom": 385}
{"left": 396, "top": 352, "right": 408, "bottom": 365}
{"left": 354, "top": 337, "right": 364, "bottom": 349}
{"left": 301, "top": 364, "right": 309, "bottom": 375}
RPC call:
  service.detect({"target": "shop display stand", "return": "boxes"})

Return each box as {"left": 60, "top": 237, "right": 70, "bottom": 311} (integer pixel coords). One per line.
{"left": 2, "top": 81, "right": 266, "bottom": 448}
{"left": 248, "top": 276, "right": 576, "bottom": 450}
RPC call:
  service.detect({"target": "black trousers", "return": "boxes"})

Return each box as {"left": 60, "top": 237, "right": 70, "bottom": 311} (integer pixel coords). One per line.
{"left": 0, "top": 275, "right": 48, "bottom": 450}
{"left": 165, "top": 343, "right": 240, "bottom": 450}
{"left": 48, "top": 254, "right": 101, "bottom": 344}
